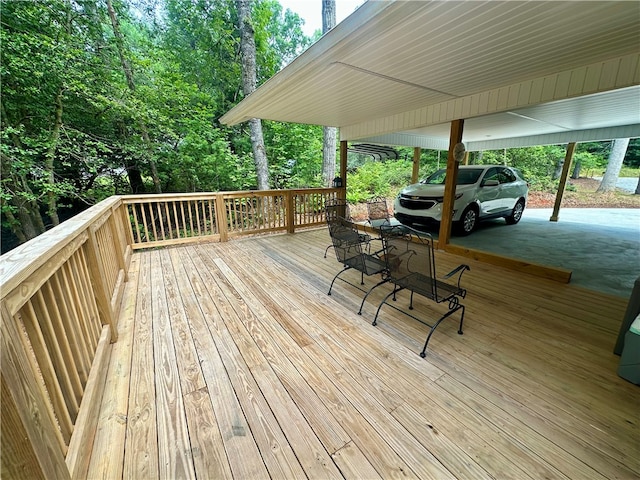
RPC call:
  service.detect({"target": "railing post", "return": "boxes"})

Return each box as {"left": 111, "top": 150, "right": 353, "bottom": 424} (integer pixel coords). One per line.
{"left": 109, "top": 206, "right": 128, "bottom": 282}
{"left": 118, "top": 199, "right": 135, "bottom": 250}
{"left": 286, "top": 191, "right": 295, "bottom": 234}
{"left": 85, "top": 230, "right": 118, "bottom": 342}
{"left": 214, "top": 193, "right": 229, "bottom": 242}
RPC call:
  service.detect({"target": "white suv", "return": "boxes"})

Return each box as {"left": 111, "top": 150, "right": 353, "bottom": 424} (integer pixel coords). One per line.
{"left": 394, "top": 165, "right": 529, "bottom": 235}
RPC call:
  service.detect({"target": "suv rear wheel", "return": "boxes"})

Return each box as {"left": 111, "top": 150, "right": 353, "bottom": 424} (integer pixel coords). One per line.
{"left": 505, "top": 199, "right": 525, "bottom": 225}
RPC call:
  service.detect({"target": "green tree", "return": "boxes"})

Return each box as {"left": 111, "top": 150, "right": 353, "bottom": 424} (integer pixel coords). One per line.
{"left": 1, "top": 0, "right": 109, "bottom": 238}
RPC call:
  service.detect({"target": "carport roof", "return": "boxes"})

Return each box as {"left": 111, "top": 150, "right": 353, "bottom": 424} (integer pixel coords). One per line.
{"left": 220, "top": 0, "right": 640, "bottom": 150}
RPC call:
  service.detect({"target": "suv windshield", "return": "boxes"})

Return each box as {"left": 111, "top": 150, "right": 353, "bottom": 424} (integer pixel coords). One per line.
{"left": 422, "top": 168, "right": 483, "bottom": 185}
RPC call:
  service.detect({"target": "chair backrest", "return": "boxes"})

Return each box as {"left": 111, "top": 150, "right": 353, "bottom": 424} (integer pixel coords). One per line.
{"left": 325, "top": 200, "right": 351, "bottom": 226}
{"left": 367, "top": 198, "right": 390, "bottom": 227}
{"left": 329, "top": 217, "right": 364, "bottom": 264}
{"left": 381, "top": 226, "right": 438, "bottom": 298}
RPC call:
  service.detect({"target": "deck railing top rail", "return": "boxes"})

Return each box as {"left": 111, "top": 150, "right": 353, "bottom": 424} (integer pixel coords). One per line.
{"left": 0, "top": 196, "right": 122, "bottom": 297}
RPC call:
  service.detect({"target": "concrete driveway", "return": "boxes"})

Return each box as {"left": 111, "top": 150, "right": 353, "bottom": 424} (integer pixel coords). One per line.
{"left": 449, "top": 208, "right": 640, "bottom": 298}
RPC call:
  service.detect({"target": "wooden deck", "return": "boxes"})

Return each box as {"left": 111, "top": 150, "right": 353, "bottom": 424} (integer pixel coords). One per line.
{"left": 87, "top": 228, "right": 639, "bottom": 479}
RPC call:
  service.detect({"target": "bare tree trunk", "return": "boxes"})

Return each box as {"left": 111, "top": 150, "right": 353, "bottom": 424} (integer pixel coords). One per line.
{"left": 106, "top": 0, "right": 135, "bottom": 91}
{"left": 571, "top": 160, "right": 581, "bottom": 179}
{"left": 635, "top": 171, "right": 640, "bottom": 195}
{"left": 597, "top": 138, "right": 630, "bottom": 193}
{"left": 322, "top": 0, "right": 337, "bottom": 186}
{"left": 552, "top": 158, "right": 564, "bottom": 180}
{"left": 107, "top": 0, "right": 162, "bottom": 193}
{"left": 1, "top": 153, "right": 46, "bottom": 241}
{"left": 44, "top": 89, "right": 64, "bottom": 227}
{"left": 322, "top": 127, "right": 337, "bottom": 185}
{"left": 236, "top": 0, "right": 269, "bottom": 190}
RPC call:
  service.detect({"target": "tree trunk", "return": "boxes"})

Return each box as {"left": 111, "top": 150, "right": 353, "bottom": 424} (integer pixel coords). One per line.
{"left": 571, "top": 159, "right": 581, "bottom": 179}
{"left": 597, "top": 138, "right": 630, "bottom": 193}
{"left": 1, "top": 153, "right": 46, "bottom": 241}
{"left": 322, "top": 127, "right": 337, "bottom": 186}
{"left": 107, "top": 0, "right": 162, "bottom": 193}
{"left": 44, "top": 88, "right": 64, "bottom": 227}
{"left": 126, "top": 165, "right": 146, "bottom": 194}
{"left": 236, "top": 0, "right": 269, "bottom": 190}
{"left": 106, "top": 0, "right": 135, "bottom": 91}
{"left": 552, "top": 158, "right": 564, "bottom": 180}
{"left": 635, "top": 171, "right": 640, "bottom": 195}
{"left": 321, "top": 0, "right": 337, "bottom": 187}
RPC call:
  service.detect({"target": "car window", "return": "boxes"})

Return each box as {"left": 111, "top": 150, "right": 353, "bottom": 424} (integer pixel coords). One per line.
{"left": 499, "top": 168, "right": 516, "bottom": 184}
{"left": 423, "top": 168, "right": 483, "bottom": 185}
{"left": 481, "top": 167, "right": 499, "bottom": 185}
{"left": 423, "top": 169, "right": 447, "bottom": 184}
{"left": 457, "top": 169, "right": 483, "bottom": 185}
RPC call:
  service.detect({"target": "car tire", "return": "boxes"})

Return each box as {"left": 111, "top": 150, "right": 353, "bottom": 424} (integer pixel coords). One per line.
{"left": 455, "top": 206, "right": 478, "bottom": 236}
{"left": 506, "top": 199, "right": 525, "bottom": 225}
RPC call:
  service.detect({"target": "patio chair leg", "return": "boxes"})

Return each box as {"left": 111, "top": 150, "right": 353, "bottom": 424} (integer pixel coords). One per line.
{"left": 372, "top": 287, "right": 404, "bottom": 326}
{"left": 419, "top": 305, "right": 464, "bottom": 358}
{"left": 324, "top": 244, "right": 333, "bottom": 258}
{"left": 409, "top": 291, "right": 414, "bottom": 310}
{"left": 328, "top": 266, "right": 350, "bottom": 295}
{"left": 457, "top": 304, "right": 465, "bottom": 335}
{"left": 358, "top": 278, "right": 390, "bottom": 315}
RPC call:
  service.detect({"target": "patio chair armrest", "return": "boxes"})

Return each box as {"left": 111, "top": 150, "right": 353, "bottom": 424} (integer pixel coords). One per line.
{"left": 442, "top": 264, "right": 471, "bottom": 288}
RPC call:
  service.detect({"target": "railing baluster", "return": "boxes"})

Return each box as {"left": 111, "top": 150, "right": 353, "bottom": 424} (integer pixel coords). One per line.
{"left": 21, "top": 300, "right": 74, "bottom": 443}
{"left": 76, "top": 246, "right": 106, "bottom": 345}
{"left": 62, "top": 259, "right": 95, "bottom": 365}
{"left": 171, "top": 201, "right": 179, "bottom": 238}
{"left": 164, "top": 202, "right": 173, "bottom": 240}
{"left": 43, "top": 282, "right": 84, "bottom": 412}
{"left": 140, "top": 203, "right": 151, "bottom": 243}
{"left": 131, "top": 203, "right": 141, "bottom": 243}
{"left": 52, "top": 269, "right": 90, "bottom": 385}
{"left": 35, "top": 289, "right": 81, "bottom": 421}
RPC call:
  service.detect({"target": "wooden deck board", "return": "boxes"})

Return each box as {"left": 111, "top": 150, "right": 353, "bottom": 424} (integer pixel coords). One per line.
{"left": 89, "top": 228, "right": 640, "bottom": 479}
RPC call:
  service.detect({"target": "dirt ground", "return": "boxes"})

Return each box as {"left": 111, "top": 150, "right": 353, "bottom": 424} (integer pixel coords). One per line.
{"left": 527, "top": 177, "right": 640, "bottom": 208}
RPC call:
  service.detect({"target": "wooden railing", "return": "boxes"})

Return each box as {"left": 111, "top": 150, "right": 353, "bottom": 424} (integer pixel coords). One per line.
{"left": 123, "top": 188, "right": 340, "bottom": 249}
{"left": 0, "top": 187, "right": 339, "bottom": 479}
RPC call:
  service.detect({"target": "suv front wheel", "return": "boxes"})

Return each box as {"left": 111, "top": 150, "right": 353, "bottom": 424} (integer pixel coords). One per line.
{"left": 455, "top": 205, "right": 478, "bottom": 236}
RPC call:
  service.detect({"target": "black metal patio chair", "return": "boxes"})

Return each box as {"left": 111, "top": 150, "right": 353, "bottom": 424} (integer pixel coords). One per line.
{"left": 327, "top": 217, "right": 389, "bottom": 314}
{"left": 324, "top": 200, "right": 371, "bottom": 258}
{"left": 373, "top": 225, "right": 470, "bottom": 357}
{"left": 366, "top": 197, "right": 391, "bottom": 230}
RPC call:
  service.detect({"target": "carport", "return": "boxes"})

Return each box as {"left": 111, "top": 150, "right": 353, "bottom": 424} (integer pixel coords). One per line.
{"left": 220, "top": 1, "right": 640, "bottom": 291}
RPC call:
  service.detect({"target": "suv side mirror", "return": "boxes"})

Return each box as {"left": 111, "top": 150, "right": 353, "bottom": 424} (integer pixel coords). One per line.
{"left": 483, "top": 179, "right": 499, "bottom": 187}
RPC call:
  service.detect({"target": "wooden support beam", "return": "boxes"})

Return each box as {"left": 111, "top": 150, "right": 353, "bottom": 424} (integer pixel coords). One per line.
{"left": 339, "top": 140, "right": 348, "bottom": 199}
{"left": 411, "top": 147, "right": 421, "bottom": 184}
{"left": 438, "top": 119, "right": 464, "bottom": 247}
{"left": 550, "top": 142, "right": 577, "bottom": 222}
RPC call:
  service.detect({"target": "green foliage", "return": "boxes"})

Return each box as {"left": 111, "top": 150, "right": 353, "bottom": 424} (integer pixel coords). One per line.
{"left": 263, "top": 121, "right": 323, "bottom": 188}
{"left": 346, "top": 160, "right": 413, "bottom": 203}
{"left": 1, "top": 0, "right": 316, "bottom": 248}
